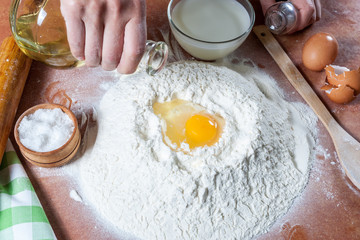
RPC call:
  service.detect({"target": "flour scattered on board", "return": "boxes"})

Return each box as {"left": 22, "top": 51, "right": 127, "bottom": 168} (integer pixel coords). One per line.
{"left": 66, "top": 61, "right": 318, "bottom": 240}
{"left": 70, "top": 189, "right": 83, "bottom": 202}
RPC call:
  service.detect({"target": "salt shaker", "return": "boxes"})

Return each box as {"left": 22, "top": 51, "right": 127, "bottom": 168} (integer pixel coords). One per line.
{"left": 265, "top": 1, "right": 298, "bottom": 35}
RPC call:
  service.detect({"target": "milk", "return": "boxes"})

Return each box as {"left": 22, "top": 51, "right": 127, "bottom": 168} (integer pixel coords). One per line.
{"left": 169, "top": 0, "right": 252, "bottom": 60}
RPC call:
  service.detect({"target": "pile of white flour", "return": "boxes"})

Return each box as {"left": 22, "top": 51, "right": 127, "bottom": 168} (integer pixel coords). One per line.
{"left": 70, "top": 61, "right": 318, "bottom": 239}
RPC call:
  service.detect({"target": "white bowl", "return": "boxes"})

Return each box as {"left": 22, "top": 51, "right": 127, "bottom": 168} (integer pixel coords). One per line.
{"left": 167, "top": 0, "right": 255, "bottom": 60}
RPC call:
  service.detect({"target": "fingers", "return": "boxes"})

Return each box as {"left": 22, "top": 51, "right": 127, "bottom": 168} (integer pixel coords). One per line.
{"left": 102, "top": 0, "right": 146, "bottom": 73}
{"left": 60, "top": 0, "right": 85, "bottom": 60}
{"left": 314, "top": 0, "right": 322, "bottom": 20}
{"left": 61, "top": 0, "right": 147, "bottom": 72}
{"left": 66, "top": 18, "right": 86, "bottom": 61}
{"left": 83, "top": 1, "right": 104, "bottom": 67}
{"left": 101, "top": 1, "right": 126, "bottom": 71}
{"left": 291, "top": 0, "right": 316, "bottom": 32}
{"left": 61, "top": 0, "right": 103, "bottom": 66}
{"left": 117, "top": 0, "right": 146, "bottom": 74}
{"left": 259, "top": 0, "right": 276, "bottom": 15}
{"left": 117, "top": 18, "right": 146, "bottom": 74}
{"left": 101, "top": 19, "right": 125, "bottom": 71}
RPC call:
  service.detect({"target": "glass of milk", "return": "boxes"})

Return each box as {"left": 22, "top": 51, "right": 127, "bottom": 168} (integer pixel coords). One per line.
{"left": 167, "top": 0, "right": 255, "bottom": 60}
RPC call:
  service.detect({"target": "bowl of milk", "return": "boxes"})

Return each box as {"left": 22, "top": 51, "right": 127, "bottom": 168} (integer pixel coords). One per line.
{"left": 167, "top": 0, "right": 255, "bottom": 60}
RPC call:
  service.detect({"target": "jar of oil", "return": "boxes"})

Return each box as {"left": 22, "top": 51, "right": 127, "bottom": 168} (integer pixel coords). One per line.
{"left": 10, "top": 0, "right": 78, "bottom": 67}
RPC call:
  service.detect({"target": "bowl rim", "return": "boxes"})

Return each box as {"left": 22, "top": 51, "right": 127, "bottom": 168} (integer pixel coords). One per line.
{"left": 167, "top": 0, "right": 256, "bottom": 44}
{"left": 22, "top": 135, "right": 81, "bottom": 166}
{"left": 14, "top": 103, "right": 79, "bottom": 156}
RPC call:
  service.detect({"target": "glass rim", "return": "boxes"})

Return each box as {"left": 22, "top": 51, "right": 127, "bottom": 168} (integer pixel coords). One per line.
{"left": 167, "top": 0, "right": 256, "bottom": 44}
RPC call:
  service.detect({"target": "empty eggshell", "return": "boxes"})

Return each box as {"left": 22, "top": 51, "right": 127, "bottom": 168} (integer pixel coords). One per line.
{"left": 325, "top": 65, "right": 360, "bottom": 94}
{"left": 321, "top": 84, "right": 355, "bottom": 104}
{"left": 302, "top": 33, "right": 338, "bottom": 71}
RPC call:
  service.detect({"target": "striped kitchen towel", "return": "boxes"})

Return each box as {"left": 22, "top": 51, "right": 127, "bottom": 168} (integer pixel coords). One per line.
{"left": 0, "top": 140, "right": 56, "bottom": 240}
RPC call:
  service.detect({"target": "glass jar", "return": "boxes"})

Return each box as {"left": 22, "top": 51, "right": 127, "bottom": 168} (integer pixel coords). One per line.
{"left": 10, "top": 0, "right": 77, "bottom": 67}
{"left": 265, "top": 1, "right": 298, "bottom": 35}
{"left": 9, "top": 0, "right": 168, "bottom": 75}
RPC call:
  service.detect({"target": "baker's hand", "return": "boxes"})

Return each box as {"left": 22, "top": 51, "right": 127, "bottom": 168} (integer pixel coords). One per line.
{"left": 60, "top": 0, "right": 146, "bottom": 74}
{"left": 260, "top": 0, "right": 321, "bottom": 33}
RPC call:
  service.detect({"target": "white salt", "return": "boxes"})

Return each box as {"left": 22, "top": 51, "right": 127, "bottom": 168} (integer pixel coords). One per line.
{"left": 18, "top": 108, "right": 74, "bottom": 152}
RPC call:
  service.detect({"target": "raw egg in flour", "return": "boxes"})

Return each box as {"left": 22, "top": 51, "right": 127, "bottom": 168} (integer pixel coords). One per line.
{"left": 153, "top": 99, "right": 225, "bottom": 151}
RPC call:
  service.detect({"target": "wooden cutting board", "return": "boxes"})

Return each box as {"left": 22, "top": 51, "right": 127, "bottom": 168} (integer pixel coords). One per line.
{"left": 1, "top": 0, "right": 360, "bottom": 239}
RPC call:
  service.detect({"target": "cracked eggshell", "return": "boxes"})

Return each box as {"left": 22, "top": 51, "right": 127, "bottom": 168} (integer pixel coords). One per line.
{"left": 302, "top": 33, "right": 338, "bottom": 71}
{"left": 325, "top": 65, "right": 360, "bottom": 95}
{"left": 321, "top": 84, "right": 355, "bottom": 104}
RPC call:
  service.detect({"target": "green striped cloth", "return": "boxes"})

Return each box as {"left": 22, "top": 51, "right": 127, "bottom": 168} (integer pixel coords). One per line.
{"left": 0, "top": 140, "right": 56, "bottom": 240}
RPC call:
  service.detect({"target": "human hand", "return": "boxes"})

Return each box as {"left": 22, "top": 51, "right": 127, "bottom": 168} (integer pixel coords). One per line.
{"left": 60, "top": 0, "right": 146, "bottom": 74}
{"left": 260, "top": 0, "right": 321, "bottom": 33}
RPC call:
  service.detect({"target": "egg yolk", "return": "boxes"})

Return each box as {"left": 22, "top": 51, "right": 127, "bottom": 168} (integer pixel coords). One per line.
{"left": 153, "top": 99, "right": 224, "bottom": 152}
{"left": 185, "top": 114, "right": 218, "bottom": 148}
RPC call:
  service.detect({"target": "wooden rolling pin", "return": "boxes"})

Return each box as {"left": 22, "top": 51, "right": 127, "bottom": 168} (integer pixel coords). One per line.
{"left": 0, "top": 37, "right": 32, "bottom": 164}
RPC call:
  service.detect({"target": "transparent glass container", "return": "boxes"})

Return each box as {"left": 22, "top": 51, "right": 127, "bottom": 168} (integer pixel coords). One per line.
{"left": 10, "top": 0, "right": 168, "bottom": 75}
{"left": 265, "top": 1, "right": 298, "bottom": 35}
{"left": 10, "top": 0, "right": 77, "bottom": 67}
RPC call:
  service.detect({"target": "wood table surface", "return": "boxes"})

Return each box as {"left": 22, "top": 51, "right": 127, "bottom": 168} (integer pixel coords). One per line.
{"left": 1, "top": 0, "right": 360, "bottom": 239}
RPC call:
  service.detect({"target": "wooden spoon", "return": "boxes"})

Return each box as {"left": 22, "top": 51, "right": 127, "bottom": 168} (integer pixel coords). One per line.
{"left": 253, "top": 25, "right": 360, "bottom": 190}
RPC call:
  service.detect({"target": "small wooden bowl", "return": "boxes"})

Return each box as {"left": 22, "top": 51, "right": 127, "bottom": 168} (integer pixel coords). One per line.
{"left": 14, "top": 103, "right": 81, "bottom": 168}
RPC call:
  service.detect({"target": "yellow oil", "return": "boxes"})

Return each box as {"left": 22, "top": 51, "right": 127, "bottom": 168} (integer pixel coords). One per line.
{"left": 12, "top": 0, "right": 78, "bottom": 67}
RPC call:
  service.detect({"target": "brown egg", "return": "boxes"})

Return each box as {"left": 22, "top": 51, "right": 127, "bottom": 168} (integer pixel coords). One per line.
{"left": 302, "top": 33, "right": 338, "bottom": 71}
{"left": 321, "top": 84, "right": 355, "bottom": 104}
{"left": 325, "top": 65, "right": 360, "bottom": 95}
